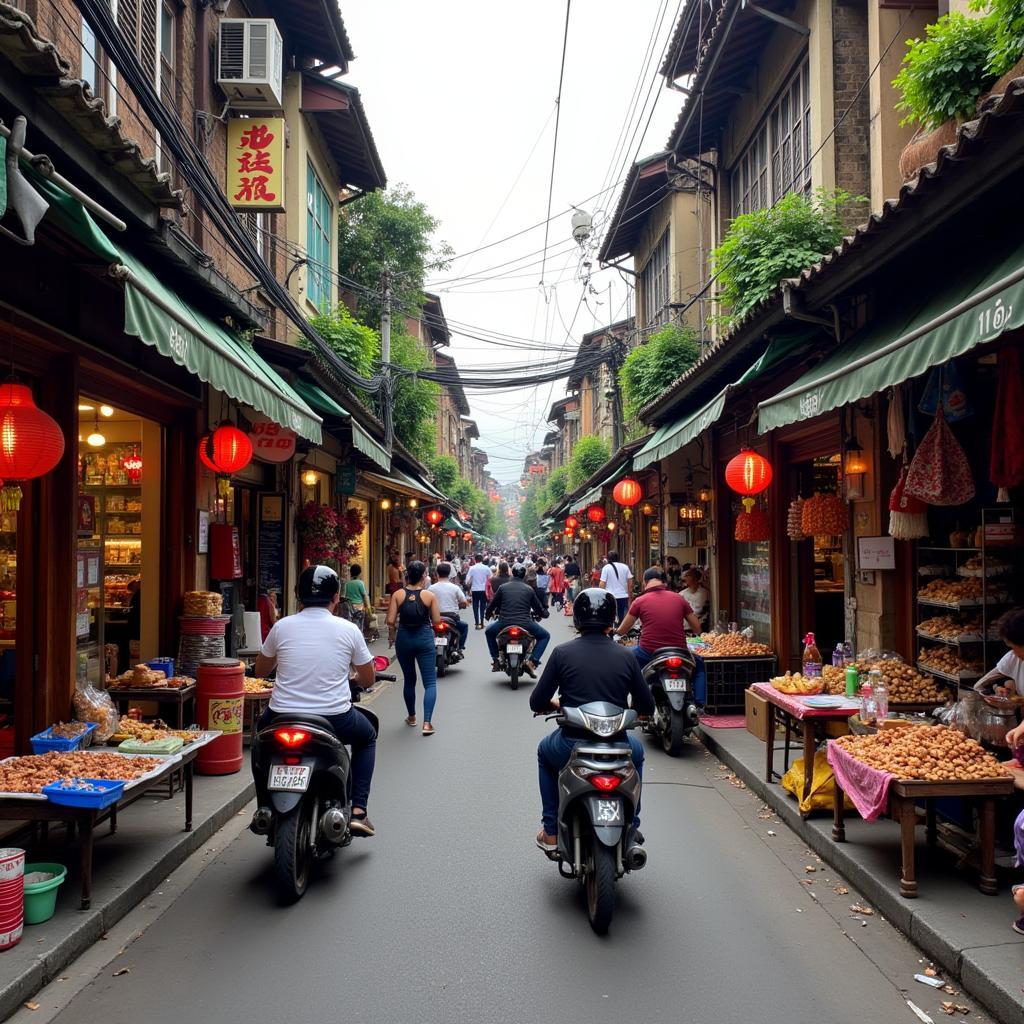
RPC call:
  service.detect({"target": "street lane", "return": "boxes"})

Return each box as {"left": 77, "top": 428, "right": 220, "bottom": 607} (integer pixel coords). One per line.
{"left": 33, "top": 610, "right": 993, "bottom": 1024}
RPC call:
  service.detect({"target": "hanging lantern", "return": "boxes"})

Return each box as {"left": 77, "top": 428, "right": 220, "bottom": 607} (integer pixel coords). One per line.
{"left": 612, "top": 477, "right": 642, "bottom": 509}
{"left": 640, "top": 501, "right": 655, "bottom": 516}
{"left": 563, "top": 526, "right": 574, "bottom": 537}
{"left": 698, "top": 485, "right": 712, "bottom": 502}
{"left": 426, "top": 509, "right": 444, "bottom": 526}
{"left": 725, "top": 449, "right": 772, "bottom": 499}
{"left": 565, "top": 514, "right": 579, "bottom": 530}
{"left": 650, "top": 523, "right": 661, "bottom": 540}
{"left": 586, "top": 504, "right": 605, "bottom": 524}
{"left": 380, "top": 497, "right": 393, "bottom": 511}
{"left": 121, "top": 446, "right": 143, "bottom": 485}
{"left": 199, "top": 424, "right": 253, "bottom": 476}
{"left": 446, "top": 528, "right": 458, "bottom": 538}
{"left": 408, "top": 498, "right": 419, "bottom": 509}
{"left": 0, "top": 382, "right": 66, "bottom": 510}
{"left": 462, "top": 532, "right": 473, "bottom": 541}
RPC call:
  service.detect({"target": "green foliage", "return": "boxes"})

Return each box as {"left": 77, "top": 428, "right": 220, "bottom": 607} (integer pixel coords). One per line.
{"left": 893, "top": 13, "right": 996, "bottom": 130}
{"left": 710, "top": 189, "right": 855, "bottom": 328}
{"left": 619, "top": 324, "right": 700, "bottom": 421}
{"left": 973, "top": 0, "right": 1024, "bottom": 75}
{"left": 519, "top": 479, "right": 546, "bottom": 541}
{"left": 388, "top": 328, "right": 440, "bottom": 461}
{"left": 308, "top": 305, "right": 379, "bottom": 378}
{"left": 428, "top": 454, "right": 459, "bottom": 495}
{"left": 545, "top": 465, "right": 570, "bottom": 507}
{"left": 569, "top": 436, "right": 612, "bottom": 490}
{"left": 338, "top": 185, "right": 454, "bottom": 328}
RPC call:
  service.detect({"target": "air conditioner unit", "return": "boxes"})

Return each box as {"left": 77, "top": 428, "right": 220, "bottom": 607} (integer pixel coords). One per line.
{"left": 217, "top": 19, "right": 284, "bottom": 110}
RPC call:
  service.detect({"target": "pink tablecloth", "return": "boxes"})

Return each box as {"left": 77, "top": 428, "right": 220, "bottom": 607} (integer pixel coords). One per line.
{"left": 749, "top": 682, "right": 861, "bottom": 722}
{"left": 826, "top": 740, "right": 893, "bottom": 821}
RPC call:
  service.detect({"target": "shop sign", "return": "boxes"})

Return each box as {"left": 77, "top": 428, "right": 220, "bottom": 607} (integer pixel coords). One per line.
{"left": 249, "top": 414, "right": 297, "bottom": 463}
{"left": 857, "top": 535, "right": 895, "bottom": 570}
{"left": 335, "top": 463, "right": 357, "bottom": 495}
{"left": 226, "top": 118, "right": 286, "bottom": 212}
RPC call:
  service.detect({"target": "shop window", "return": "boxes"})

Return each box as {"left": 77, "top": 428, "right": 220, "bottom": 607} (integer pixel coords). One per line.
{"left": 306, "top": 161, "right": 333, "bottom": 312}
{"left": 640, "top": 229, "right": 670, "bottom": 329}
{"left": 81, "top": 10, "right": 116, "bottom": 112}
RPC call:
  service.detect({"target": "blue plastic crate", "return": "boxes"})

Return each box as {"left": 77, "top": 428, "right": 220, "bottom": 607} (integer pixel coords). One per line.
{"left": 30, "top": 722, "right": 98, "bottom": 754}
{"left": 146, "top": 658, "right": 174, "bottom": 679}
{"left": 42, "top": 778, "right": 124, "bottom": 809}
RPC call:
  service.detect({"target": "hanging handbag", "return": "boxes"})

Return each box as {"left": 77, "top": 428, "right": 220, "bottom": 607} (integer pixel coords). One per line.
{"left": 904, "top": 405, "right": 975, "bottom": 506}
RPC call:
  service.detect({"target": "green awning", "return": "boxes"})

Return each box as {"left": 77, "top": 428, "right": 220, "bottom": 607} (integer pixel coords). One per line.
{"left": 29, "top": 169, "right": 322, "bottom": 442}
{"left": 351, "top": 421, "right": 391, "bottom": 471}
{"left": 293, "top": 379, "right": 349, "bottom": 418}
{"left": 758, "top": 239, "right": 1024, "bottom": 433}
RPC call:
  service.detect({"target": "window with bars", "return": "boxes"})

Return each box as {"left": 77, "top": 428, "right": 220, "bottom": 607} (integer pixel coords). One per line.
{"left": 640, "top": 229, "right": 670, "bottom": 328}
{"left": 730, "top": 58, "right": 812, "bottom": 217}
{"left": 306, "top": 162, "right": 333, "bottom": 312}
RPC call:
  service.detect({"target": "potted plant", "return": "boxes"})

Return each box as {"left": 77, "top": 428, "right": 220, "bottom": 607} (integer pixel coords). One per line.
{"left": 893, "top": 12, "right": 996, "bottom": 179}
{"left": 296, "top": 501, "right": 342, "bottom": 568}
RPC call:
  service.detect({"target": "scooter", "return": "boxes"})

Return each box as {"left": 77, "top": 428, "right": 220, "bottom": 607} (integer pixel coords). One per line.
{"left": 539, "top": 702, "right": 647, "bottom": 935}
{"left": 249, "top": 670, "right": 394, "bottom": 902}
{"left": 641, "top": 646, "right": 699, "bottom": 756}
{"left": 434, "top": 614, "right": 464, "bottom": 678}
{"left": 496, "top": 623, "right": 536, "bottom": 690}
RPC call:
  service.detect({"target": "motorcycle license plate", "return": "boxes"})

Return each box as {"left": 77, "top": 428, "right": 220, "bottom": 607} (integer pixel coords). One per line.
{"left": 663, "top": 679, "right": 687, "bottom": 691}
{"left": 506, "top": 644, "right": 523, "bottom": 654}
{"left": 435, "top": 637, "right": 449, "bottom": 647}
{"left": 595, "top": 800, "right": 623, "bottom": 824}
{"left": 268, "top": 765, "right": 311, "bottom": 792}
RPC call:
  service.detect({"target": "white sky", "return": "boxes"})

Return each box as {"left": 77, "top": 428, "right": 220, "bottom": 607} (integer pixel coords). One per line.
{"left": 343, "top": 1, "right": 684, "bottom": 482}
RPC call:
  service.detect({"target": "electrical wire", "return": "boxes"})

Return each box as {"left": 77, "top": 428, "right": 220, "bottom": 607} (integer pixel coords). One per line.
{"left": 540, "top": 0, "right": 572, "bottom": 287}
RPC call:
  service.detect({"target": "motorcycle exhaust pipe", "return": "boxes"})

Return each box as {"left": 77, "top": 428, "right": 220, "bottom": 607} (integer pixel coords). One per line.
{"left": 686, "top": 703, "right": 700, "bottom": 726}
{"left": 626, "top": 845, "right": 648, "bottom": 871}
{"left": 320, "top": 807, "right": 348, "bottom": 845}
{"left": 250, "top": 807, "right": 273, "bottom": 836}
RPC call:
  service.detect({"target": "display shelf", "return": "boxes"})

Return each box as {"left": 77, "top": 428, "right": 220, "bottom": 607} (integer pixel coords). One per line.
{"left": 918, "top": 546, "right": 981, "bottom": 552}
{"left": 916, "top": 628, "right": 986, "bottom": 647}
{"left": 917, "top": 597, "right": 985, "bottom": 610}
{"left": 916, "top": 661, "right": 982, "bottom": 683}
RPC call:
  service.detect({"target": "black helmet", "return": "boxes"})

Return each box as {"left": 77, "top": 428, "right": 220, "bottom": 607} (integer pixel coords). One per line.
{"left": 511, "top": 563, "right": 527, "bottom": 579}
{"left": 298, "top": 564, "right": 340, "bottom": 606}
{"left": 573, "top": 588, "right": 616, "bottom": 633}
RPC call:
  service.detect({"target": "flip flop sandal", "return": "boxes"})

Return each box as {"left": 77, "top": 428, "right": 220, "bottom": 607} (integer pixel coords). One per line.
{"left": 405, "top": 716, "right": 417, "bottom": 727}
{"left": 422, "top": 723, "right": 435, "bottom": 736}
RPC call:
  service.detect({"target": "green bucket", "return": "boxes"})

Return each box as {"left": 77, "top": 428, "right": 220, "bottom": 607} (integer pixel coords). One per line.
{"left": 23, "top": 863, "right": 66, "bottom": 925}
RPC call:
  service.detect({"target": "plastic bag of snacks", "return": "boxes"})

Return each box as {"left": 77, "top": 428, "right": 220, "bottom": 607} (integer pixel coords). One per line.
{"left": 71, "top": 681, "right": 119, "bottom": 743}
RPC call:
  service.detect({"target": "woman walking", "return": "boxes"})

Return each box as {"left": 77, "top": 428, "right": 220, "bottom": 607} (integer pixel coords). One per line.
{"left": 387, "top": 561, "right": 442, "bottom": 735}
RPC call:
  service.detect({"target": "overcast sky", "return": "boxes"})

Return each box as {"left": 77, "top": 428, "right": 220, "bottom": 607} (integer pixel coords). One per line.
{"left": 343, "top": 1, "right": 684, "bottom": 483}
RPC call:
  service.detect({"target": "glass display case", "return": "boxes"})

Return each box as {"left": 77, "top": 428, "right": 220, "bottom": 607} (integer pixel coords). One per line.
{"left": 736, "top": 540, "right": 771, "bottom": 644}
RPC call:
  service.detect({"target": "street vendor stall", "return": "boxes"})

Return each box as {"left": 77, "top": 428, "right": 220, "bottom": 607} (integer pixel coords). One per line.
{"left": 690, "top": 632, "right": 777, "bottom": 713}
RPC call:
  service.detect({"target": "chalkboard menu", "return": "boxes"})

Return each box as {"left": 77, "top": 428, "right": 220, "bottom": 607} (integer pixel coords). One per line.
{"left": 257, "top": 493, "right": 285, "bottom": 597}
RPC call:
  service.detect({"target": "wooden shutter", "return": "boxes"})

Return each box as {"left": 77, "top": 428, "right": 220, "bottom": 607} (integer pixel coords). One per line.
{"left": 140, "top": 0, "right": 158, "bottom": 82}
{"left": 117, "top": 0, "right": 138, "bottom": 49}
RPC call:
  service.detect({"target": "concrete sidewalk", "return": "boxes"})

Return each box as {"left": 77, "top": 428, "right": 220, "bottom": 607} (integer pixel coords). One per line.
{"left": 701, "top": 722, "right": 1024, "bottom": 1024}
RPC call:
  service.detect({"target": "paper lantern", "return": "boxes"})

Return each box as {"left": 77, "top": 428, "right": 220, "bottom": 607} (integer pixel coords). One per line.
{"left": 0, "top": 383, "right": 65, "bottom": 481}
{"left": 586, "top": 504, "right": 605, "bottom": 523}
{"left": 613, "top": 477, "right": 642, "bottom": 508}
{"left": 462, "top": 532, "right": 473, "bottom": 541}
{"left": 426, "top": 509, "right": 444, "bottom": 526}
{"left": 122, "top": 446, "right": 143, "bottom": 485}
{"left": 565, "top": 515, "right": 579, "bottom": 530}
{"left": 563, "top": 526, "right": 574, "bottom": 537}
{"left": 725, "top": 449, "right": 772, "bottom": 498}
{"left": 199, "top": 424, "right": 253, "bottom": 475}
{"left": 446, "top": 528, "right": 458, "bottom": 538}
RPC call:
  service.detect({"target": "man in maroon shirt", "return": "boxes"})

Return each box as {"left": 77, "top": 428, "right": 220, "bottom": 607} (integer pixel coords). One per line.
{"left": 615, "top": 567, "right": 701, "bottom": 670}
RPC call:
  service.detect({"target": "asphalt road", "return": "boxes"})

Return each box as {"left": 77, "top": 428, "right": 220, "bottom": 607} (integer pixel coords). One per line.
{"left": 21, "top": 611, "right": 995, "bottom": 1024}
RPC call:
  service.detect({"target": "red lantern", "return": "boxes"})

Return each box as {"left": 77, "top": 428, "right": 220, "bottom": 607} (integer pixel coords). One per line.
{"left": 586, "top": 504, "right": 605, "bottom": 524}
{"left": 426, "top": 509, "right": 444, "bottom": 526}
{"left": 0, "top": 383, "right": 65, "bottom": 481}
{"left": 725, "top": 449, "right": 773, "bottom": 498}
{"left": 563, "top": 526, "right": 574, "bottom": 537}
{"left": 199, "top": 424, "right": 253, "bottom": 476}
{"left": 565, "top": 514, "right": 579, "bottom": 530}
{"left": 612, "top": 477, "right": 642, "bottom": 508}
{"left": 446, "top": 529, "right": 458, "bottom": 538}
{"left": 122, "top": 446, "right": 143, "bottom": 485}
{"left": 462, "top": 532, "right": 473, "bottom": 542}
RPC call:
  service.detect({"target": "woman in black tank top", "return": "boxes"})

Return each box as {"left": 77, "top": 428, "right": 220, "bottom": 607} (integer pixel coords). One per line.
{"left": 387, "top": 561, "right": 442, "bottom": 735}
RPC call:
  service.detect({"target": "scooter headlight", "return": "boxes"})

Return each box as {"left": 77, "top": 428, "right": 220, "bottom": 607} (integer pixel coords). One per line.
{"left": 579, "top": 710, "right": 626, "bottom": 737}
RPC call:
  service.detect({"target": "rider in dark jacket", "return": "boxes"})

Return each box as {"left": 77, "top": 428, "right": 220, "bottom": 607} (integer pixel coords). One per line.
{"left": 484, "top": 565, "right": 550, "bottom": 676}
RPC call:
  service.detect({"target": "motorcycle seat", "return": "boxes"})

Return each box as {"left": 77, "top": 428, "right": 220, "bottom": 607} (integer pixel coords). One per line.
{"left": 261, "top": 712, "right": 338, "bottom": 734}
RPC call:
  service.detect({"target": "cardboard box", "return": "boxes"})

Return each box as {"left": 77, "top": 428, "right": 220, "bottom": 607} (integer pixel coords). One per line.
{"left": 745, "top": 688, "right": 770, "bottom": 742}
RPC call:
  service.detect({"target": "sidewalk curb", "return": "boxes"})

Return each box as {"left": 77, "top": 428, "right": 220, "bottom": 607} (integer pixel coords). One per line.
{"left": 700, "top": 728, "right": 1023, "bottom": 1024}
{"left": 0, "top": 781, "right": 254, "bottom": 1021}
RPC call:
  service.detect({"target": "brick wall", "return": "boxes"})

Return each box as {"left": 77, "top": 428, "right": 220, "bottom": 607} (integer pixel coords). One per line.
{"left": 832, "top": 0, "right": 871, "bottom": 228}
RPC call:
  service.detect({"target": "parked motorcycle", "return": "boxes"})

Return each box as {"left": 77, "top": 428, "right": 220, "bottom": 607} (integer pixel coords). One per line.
{"left": 434, "top": 613, "right": 464, "bottom": 678}
{"left": 641, "top": 646, "right": 699, "bottom": 756}
{"left": 249, "top": 670, "right": 395, "bottom": 902}
{"left": 496, "top": 623, "right": 535, "bottom": 690}
{"left": 538, "top": 702, "right": 646, "bottom": 935}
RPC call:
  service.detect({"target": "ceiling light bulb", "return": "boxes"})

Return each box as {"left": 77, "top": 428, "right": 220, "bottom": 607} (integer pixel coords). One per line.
{"left": 100, "top": 405, "right": 114, "bottom": 417}
{"left": 87, "top": 431, "right": 106, "bottom": 447}
{"left": 302, "top": 469, "right": 318, "bottom": 486}
{"left": 77, "top": 404, "right": 94, "bottom": 413}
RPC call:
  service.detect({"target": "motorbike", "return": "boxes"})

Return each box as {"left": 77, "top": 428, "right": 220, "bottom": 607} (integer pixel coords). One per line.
{"left": 496, "top": 622, "right": 536, "bottom": 690}
{"left": 641, "top": 646, "right": 699, "bottom": 756}
{"left": 539, "top": 702, "right": 647, "bottom": 935}
{"left": 249, "top": 669, "right": 395, "bottom": 902}
{"left": 434, "top": 613, "right": 464, "bottom": 678}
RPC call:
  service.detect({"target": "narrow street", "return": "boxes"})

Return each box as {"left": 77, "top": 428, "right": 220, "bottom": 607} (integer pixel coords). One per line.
{"left": 16, "top": 613, "right": 994, "bottom": 1024}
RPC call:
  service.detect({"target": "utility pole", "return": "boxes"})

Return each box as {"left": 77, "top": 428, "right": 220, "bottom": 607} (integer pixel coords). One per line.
{"left": 380, "top": 271, "right": 394, "bottom": 449}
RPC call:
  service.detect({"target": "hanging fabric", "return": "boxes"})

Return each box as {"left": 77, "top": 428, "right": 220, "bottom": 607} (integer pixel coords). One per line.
{"left": 888, "top": 466, "right": 929, "bottom": 540}
{"left": 904, "top": 405, "right": 976, "bottom": 505}
{"left": 918, "top": 363, "right": 973, "bottom": 422}
{"left": 886, "top": 385, "right": 907, "bottom": 460}
{"left": 990, "top": 346, "right": 1024, "bottom": 490}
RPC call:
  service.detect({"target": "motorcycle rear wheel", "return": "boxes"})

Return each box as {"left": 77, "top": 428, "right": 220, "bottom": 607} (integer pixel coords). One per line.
{"left": 273, "top": 798, "right": 314, "bottom": 903}
{"left": 585, "top": 841, "right": 616, "bottom": 935}
{"left": 661, "top": 705, "right": 686, "bottom": 757}
{"left": 436, "top": 654, "right": 447, "bottom": 678}
{"left": 509, "top": 665, "right": 520, "bottom": 690}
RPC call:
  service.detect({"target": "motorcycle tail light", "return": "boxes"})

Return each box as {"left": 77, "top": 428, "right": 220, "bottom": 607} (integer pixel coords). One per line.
{"left": 590, "top": 774, "right": 623, "bottom": 792}
{"left": 665, "top": 656, "right": 684, "bottom": 670}
{"left": 275, "top": 728, "right": 310, "bottom": 747}
{"left": 436, "top": 622, "right": 448, "bottom": 632}
{"left": 509, "top": 627, "right": 522, "bottom": 638}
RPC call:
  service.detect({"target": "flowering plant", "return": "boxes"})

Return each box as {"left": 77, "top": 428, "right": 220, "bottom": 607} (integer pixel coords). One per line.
{"left": 339, "top": 506, "right": 365, "bottom": 560}
{"left": 297, "top": 502, "right": 342, "bottom": 566}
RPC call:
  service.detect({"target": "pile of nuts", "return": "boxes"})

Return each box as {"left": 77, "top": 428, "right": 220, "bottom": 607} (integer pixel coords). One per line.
{"left": 244, "top": 677, "right": 273, "bottom": 695}
{"left": 918, "top": 614, "right": 984, "bottom": 641}
{"left": 0, "top": 752, "right": 158, "bottom": 794}
{"left": 823, "top": 661, "right": 947, "bottom": 703}
{"left": 834, "top": 727, "right": 1008, "bottom": 781}
{"left": 917, "top": 578, "right": 983, "bottom": 604}
{"left": 917, "top": 647, "right": 983, "bottom": 678}
{"left": 698, "top": 633, "right": 774, "bottom": 657}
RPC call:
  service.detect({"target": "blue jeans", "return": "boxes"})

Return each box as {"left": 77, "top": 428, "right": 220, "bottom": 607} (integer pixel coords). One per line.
{"left": 254, "top": 706, "right": 377, "bottom": 810}
{"left": 396, "top": 625, "right": 438, "bottom": 722}
{"left": 471, "top": 591, "right": 488, "bottom": 626}
{"left": 537, "top": 729, "right": 644, "bottom": 836}
{"left": 485, "top": 620, "right": 550, "bottom": 665}
{"left": 453, "top": 616, "right": 470, "bottom": 651}
{"left": 631, "top": 647, "right": 707, "bottom": 704}
{"left": 614, "top": 597, "right": 629, "bottom": 626}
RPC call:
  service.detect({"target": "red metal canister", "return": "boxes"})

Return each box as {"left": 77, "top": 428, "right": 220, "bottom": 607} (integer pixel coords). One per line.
{"left": 196, "top": 657, "right": 244, "bottom": 775}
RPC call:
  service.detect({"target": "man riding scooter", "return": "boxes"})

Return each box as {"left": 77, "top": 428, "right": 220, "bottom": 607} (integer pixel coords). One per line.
{"left": 485, "top": 563, "right": 550, "bottom": 677}
{"left": 428, "top": 561, "right": 470, "bottom": 654}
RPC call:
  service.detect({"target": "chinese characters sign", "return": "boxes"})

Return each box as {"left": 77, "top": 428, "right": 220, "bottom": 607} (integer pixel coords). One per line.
{"left": 227, "top": 118, "right": 285, "bottom": 212}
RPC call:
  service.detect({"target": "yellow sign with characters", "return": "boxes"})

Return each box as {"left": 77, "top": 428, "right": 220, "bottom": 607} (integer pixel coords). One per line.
{"left": 226, "top": 117, "right": 285, "bottom": 212}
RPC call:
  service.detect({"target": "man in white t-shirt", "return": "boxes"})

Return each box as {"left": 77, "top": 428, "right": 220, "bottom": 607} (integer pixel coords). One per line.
{"left": 429, "top": 562, "right": 470, "bottom": 651}
{"left": 599, "top": 550, "right": 634, "bottom": 626}
{"left": 681, "top": 567, "right": 710, "bottom": 630}
{"left": 252, "top": 565, "right": 378, "bottom": 837}
{"left": 465, "top": 553, "right": 492, "bottom": 629}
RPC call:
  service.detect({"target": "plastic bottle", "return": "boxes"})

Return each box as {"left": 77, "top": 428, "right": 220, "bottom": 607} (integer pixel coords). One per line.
{"left": 870, "top": 667, "right": 887, "bottom": 721}
{"left": 860, "top": 682, "right": 876, "bottom": 725}
{"left": 845, "top": 665, "right": 859, "bottom": 698}
{"left": 802, "top": 632, "right": 822, "bottom": 679}
{"left": 842, "top": 641, "right": 855, "bottom": 667}
{"left": 832, "top": 643, "right": 845, "bottom": 668}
